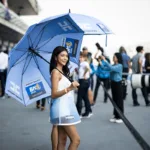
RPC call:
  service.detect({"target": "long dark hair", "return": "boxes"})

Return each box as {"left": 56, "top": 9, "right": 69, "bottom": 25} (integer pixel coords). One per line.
{"left": 95, "top": 42, "right": 104, "bottom": 54}
{"left": 145, "top": 53, "right": 150, "bottom": 64}
{"left": 114, "top": 52, "right": 123, "bottom": 65}
{"left": 50, "top": 46, "right": 70, "bottom": 77}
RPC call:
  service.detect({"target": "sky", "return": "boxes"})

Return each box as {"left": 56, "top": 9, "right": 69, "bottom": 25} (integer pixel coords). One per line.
{"left": 21, "top": 0, "right": 150, "bottom": 57}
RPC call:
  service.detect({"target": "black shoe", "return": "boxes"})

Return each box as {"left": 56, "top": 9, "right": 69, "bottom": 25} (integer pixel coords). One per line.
{"left": 146, "top": 101, "right": 150, "bottom": 106}
{"left": 36, "top": 104, "right": 40, "bottom": 109}
{"left": 133, "top": 103, "right": 140, "bottom": 106}
{"left": 123, "top": 96, "right": 126, "bottom": 100}
{"left": 104, "top": 98, "right": 107, "bottom": 103}
{"left": 91, "top": 102, "right": 95, "bottom": 106}
{"left": 82, "top": 112, "right": 91, "bottom": 118}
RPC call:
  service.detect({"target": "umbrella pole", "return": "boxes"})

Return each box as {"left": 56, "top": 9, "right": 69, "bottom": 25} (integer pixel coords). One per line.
{"left": 29, "top": 48, "right": 73, "bottom": 82}
{"left": 29, "top": 47, "right": 50, "bottom": 65}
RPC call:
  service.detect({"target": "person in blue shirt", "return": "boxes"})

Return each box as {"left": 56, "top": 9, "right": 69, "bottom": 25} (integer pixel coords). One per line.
{"left": 119, "top": 46, "right": 131, "bottom": 100}
{"left": 93, "top": 55, "right": 110, "bottom": 104}
{"left": 100, "top": 53, "right": 124, "bottom": 124}
{"left": 89, "top": 58, "right": 96, "bottom": 91}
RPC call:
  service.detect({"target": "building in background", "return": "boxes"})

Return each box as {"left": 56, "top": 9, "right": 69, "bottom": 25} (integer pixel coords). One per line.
{"left": 0, "top": 0, "right": 39, "bottom": 53}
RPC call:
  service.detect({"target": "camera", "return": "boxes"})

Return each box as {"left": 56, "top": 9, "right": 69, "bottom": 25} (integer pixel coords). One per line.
{"left": 131, "top": 74, "right": 150, "bottom": 88}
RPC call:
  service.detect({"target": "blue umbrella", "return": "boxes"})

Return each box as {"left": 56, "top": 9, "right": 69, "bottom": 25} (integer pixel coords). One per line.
{"left": 5, "top": 13, "right": 112, "bottom": 106}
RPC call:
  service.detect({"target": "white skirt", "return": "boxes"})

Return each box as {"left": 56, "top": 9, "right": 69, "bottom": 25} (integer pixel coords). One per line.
{"left": 50, "top": 92, "right": 81, "bottom": 125}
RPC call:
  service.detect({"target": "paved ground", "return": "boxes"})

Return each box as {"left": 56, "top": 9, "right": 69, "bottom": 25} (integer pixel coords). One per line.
{"left": 0, "top": 85, "right": 150, "bottom": 150}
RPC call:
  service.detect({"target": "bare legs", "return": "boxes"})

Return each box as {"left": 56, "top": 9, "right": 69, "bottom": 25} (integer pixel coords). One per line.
{"left": 51, "top": 125, "right": 58, "bottom": 150}
{"left": 57, "top": 126, "right": 67, "bottom": 150}
{"left": 58, "top": 125, "right": 80, "bottom": 150}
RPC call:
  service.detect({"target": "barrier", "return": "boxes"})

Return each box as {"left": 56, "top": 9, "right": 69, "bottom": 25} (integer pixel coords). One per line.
{"left": 100, "top": 80, "right": 150, "bottom": 150}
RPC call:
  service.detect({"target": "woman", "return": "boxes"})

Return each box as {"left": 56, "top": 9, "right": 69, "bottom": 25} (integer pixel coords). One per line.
{"left": 100, "top": 53, "right": 124, "bottom": 123}
{"left": 50, "top": 46, "right": 81, "bottom": 150}
{"left": 93, "top": 55, "right": 110, "bottom": 104}
{"left": 76, "top": 52, "right": 92, "bottom": 118}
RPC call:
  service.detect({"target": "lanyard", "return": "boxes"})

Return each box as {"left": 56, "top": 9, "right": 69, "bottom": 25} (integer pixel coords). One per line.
{"left": 55, "top": 67, "right": 73, "bottom": 82}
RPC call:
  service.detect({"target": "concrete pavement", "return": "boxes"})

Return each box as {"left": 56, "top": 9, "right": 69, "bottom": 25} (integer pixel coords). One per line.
{"left": 0, "top": 86, "right": 150, "bottom": 150}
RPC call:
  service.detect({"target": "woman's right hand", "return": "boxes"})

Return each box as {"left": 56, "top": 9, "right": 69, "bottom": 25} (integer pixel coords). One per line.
{"left": 101, "top": 55, "right": 105, "bottom": 60}
{"left": 69, "top": 81, "right": 80, "bottom": 90}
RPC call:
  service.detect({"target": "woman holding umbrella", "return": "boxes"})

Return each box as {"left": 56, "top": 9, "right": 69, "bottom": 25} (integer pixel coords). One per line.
{"left": 50, "top": 46, "right": 81, "bottom": 150}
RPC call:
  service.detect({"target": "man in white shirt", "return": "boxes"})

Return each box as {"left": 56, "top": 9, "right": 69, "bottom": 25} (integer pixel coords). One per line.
{"left": 76, "top": 52, "right": 92, "bottom": 118}
{"left": 0, "top": 49, "right": 8, "bottom": 98}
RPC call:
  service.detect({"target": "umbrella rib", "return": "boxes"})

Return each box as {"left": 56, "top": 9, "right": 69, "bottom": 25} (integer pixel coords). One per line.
{"left": 32, "top": 54, "right": 50, "bottom": 87}
{"left": 27, "top": 35, "right": 34, "bottom": 48}
{"left": 36, "top": 36, "right": 54, "bottom": 50}
{"left": 7, "top": 51, "right": 28, "bottom": 75}
{"left": 36, "top": 17, "right": 81, "bottom": 50}
{"left": 34, "top": 50, "right": 52, "bottom": 53}
{"left": 34, "top": 25, "right": 48, "bottom": 49}
{"left": 21, "top": 54, "right": 33, "bottom": 105}
{"left": 65, "top": 17, "right": 81, "bottom": 32}
{"left": 13, "top": 48, "right": 28, "bottom": 51}
{"left": 30, "top": 22, "right": 50, "bottom": 49}
{"left": 22, "top": 54, "right": 33, "bottom": 75}
{"left": 36, "top": 31, "right": 83, "bottom": 51}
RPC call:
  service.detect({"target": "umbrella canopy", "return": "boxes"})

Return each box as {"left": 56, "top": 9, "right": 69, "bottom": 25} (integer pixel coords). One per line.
{"left": 5, "top": 13, "right": 112, "bottom": 106}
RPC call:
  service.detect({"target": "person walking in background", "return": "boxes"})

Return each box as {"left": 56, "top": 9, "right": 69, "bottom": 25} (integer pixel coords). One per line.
{"left": 50, "top": 46, "right": 81, "bottom": 150}
{"left": 82, "top": 46, "right": 94, "bottom": 104}
{"left": 131, "top": 46, "right": 150, "bottom": 106}
{"left": 0, "top": 48, "right": 8, "bottom": 99}
{"left": 89, "top": 58, "right": 95, "bottom": 91}
{"left": 144, "top": 52, "right": 150, "bottom": 94}
{"left": 36, "top": 98, "right": 46, "bottom": 111}
{"left": 100, "top": 53, "right": 124, "bottom": 123}
{"left": 93, "top": 54, "right": 110, "bottom": 104}
{"left": 119, "top": 46, "right": 131, "bottom": 100}
{"left": 76, "top": 52, "right": 92, "bottom": 118}
{"left": 93, "top": 45, "right": 110, "bottom": 104}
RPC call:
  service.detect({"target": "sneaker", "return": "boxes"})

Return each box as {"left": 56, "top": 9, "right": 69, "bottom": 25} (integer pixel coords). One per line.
{"left": 36, "top": 104, "right": 40, "bottom": 109}
{"left": 48, "top": 117, "right": 50, "bottom": 122}
{"left": 41, "top": 106, "right": 45, "bottom": 111}
{"left": 89, "top": 112, "right": 93, "bottom": 117}
{"left": 104, "top": 99, "right": 107, "bottom": 103}
{"left": 79, "top": 115, "right": 82, "bottom": 119}
{"left": 90, "top": 103, "right": 95, "bottom": 106}
{"left": 0, "top": 96, "right": 5, "bottom": 99}
{"left": 115, "top": 119, "right": 123, "bottom": 123}
{"left": 82, "top": 113, "right": 91, "bottom": 118}
{"left": 110, "top": 118, "right": 116, "bottom": 123}
{"left": 146, "top": 102, "right": 150, "bottom": 106}
{"left": 133, "top": 103, "right": 140, "bottom": 106}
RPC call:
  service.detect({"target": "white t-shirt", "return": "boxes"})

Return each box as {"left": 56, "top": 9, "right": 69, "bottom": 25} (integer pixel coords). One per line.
{"left": 79, "top": 61, "right": 90, "bottom": 79}
{"left": 0, "top": 52, "right": 8, "bottom": 70}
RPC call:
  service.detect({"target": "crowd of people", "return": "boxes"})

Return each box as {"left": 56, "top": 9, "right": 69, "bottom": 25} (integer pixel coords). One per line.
{"left": 1, "top": 44, "right": 150, "bottom": 150}
{"left": 48, "top": 45, "right": 150, "bottom": 150}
